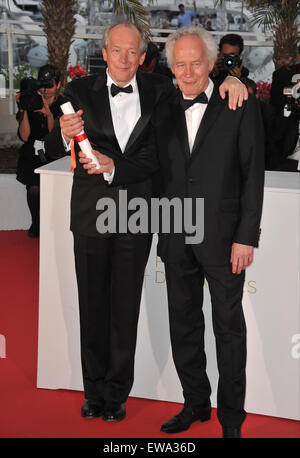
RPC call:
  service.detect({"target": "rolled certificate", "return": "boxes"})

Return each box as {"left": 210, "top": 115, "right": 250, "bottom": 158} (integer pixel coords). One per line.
{"left": 60, "top": 101, "right": 101, "bottom": 169}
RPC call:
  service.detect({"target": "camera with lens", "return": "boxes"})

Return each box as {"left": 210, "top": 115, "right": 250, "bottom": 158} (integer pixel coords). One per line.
{"left": 283, "top": 81, "right": 300, "bottom": 118}
{"left": 223, "top": 53, "right": 242, "bottom": 72}
{"left": 19, "top": 71, "right": 54, "bottom": 111}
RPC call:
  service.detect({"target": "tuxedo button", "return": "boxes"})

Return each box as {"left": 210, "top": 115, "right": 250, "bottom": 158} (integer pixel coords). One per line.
{"left": 188, "top": 178, "right": 194, "bottom": 183}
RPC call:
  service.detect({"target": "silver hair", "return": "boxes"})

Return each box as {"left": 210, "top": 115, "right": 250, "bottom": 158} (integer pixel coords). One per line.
{"left": 102, "top": 22, "right": 148, "bottom": 54}
{"left": 165, "top": 26, "right": 218, "bottom": 67}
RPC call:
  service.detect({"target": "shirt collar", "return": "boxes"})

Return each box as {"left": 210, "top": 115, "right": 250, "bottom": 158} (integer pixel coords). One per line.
{"left": 183, "top": 77, "right": 214, "bottom": 102}
{"left": 106, "top": 68, "right": 137, "bottom": 90}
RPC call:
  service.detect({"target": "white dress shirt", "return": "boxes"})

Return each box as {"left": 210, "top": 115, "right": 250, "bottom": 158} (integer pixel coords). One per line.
{"left": 62, "top": 70, "right": 141, "bottom": 181}
{"left": 102, "top": 71, "right": 141, "bottom": 182}
{"left": 106, "top": 70, "right": 141, "bottom": 153}
{"left": 183, "top": 78, "right": 214, "bottom": 152}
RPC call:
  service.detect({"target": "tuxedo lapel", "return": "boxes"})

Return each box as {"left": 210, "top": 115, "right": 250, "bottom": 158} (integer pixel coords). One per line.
{"left": 91, "top": 73, "right": 121, "bottom": 152}
{"left": 191, "top": 85, "right": 224, "bottom": 155}
{"left": 172, "top": 97, "right": 190, "bottom": 160}
{"left": 124, "top": 72, "right": 154, "bottom": 153}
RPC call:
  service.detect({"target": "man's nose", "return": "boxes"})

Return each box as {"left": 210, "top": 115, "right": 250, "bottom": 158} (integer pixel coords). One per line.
{"left": 184, "top": 65, "right": 193, "bottom": 77}
{"left": 120, "top": 50, "right": 128, "bottom": 62}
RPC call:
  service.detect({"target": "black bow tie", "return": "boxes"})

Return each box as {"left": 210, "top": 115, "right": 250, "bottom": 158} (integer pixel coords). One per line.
{"left": 111, "top": 83, "right": 133, "bottom": 97}
{"left": 180, "top": 92, "right": 208, "bottom": 110}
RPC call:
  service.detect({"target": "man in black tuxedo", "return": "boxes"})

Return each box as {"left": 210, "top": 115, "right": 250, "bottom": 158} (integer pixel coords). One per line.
{"left": 46, "top": 22, "right": 247, "bottom": 423}
{"left": 152, "top": 26, "right": 264, "bottom": 438}
{"left": 46, "top": 22, "right": 172, "bottom": 422}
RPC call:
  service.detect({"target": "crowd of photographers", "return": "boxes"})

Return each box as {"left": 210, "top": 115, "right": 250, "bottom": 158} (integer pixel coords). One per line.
{"left": 211, "top": 33, "right": 300, "bottom": 173}
{"left": 14, "top": 31, "right": 299, "bottom": 238}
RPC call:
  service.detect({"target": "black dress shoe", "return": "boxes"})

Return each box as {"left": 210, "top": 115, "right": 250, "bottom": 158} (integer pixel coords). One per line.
{"left": 81, "top": 400, "right": 104, "bottom": 418}
{"left": 103, "top": 403, "right": 126, "bottom": 422}
{"left": 222, "top": 427, "right": 242, "bottom": 438}
{"left": 160, "top": 405, "right": 211, "bottom": 434}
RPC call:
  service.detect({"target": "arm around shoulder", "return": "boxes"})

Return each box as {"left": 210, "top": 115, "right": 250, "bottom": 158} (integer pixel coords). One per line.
{"left": 234, "top": 95, "right": 265, "bottom": 247}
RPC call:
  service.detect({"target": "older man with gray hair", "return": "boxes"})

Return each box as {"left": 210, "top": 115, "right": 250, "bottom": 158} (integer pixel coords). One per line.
{"left": 153, "top": 26, "right": 264, "bottom": 438}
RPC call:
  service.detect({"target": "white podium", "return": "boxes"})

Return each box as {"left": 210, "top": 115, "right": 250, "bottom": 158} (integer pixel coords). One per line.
{"left": 36, "top": 157, "right": 300, "bottom": 421}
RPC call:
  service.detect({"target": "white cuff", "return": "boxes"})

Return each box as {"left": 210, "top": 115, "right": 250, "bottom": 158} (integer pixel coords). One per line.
{"left": 227, "top": 75, "right": 241, "bottom": 82}
{"left": 61, "top": 130, "right": 72, "bottom": 151}
{"left": 103, "top": 167, "right": 115, "bottom": 184}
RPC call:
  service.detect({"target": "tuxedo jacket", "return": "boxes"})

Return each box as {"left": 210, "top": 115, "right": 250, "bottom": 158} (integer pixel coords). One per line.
{"left": 45, "top": 70, "right": 173, "bottom": 237}
{"left": 153, "top": 86, "right": 265, "bottom": 265}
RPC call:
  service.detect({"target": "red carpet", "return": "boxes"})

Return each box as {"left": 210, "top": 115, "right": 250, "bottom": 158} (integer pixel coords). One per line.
{"left": 0, "top": 230, "right": 299, "bottom": 441}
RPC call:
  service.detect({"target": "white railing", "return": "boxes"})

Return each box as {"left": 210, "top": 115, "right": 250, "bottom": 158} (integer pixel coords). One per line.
{"left": 0, "top": 19, "right": 274, "bottom": 115}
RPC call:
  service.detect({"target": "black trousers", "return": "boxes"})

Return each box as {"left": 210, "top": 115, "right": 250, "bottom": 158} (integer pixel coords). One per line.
{"left": 73, "top": 232, "right": 152, "bottom": 407}
{"left": 164, "top": 246, "right": 247, "bottom": 428}
{"left": 26, "top": 184, "right": 40, "bottom": 229}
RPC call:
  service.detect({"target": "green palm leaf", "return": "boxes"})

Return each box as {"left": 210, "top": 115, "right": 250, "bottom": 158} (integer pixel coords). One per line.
{"left": 111, "top": 0, "right": 151, "bottom": 37}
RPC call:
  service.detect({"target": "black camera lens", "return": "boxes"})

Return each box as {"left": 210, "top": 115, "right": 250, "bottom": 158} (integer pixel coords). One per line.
{"left": 223, "top": 53, "right": 241, "bottom": 72}
{"left": 41, "top": 70, "right": 51, "bottom": 80}
{"left": 225, "top": 57, "right": 234, "bottom": 67}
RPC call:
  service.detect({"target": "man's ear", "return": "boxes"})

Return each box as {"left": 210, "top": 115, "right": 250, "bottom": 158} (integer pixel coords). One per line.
{"left": 208, "top": 60, "right": 215, "bottom": 72}
{"left": 102, "top": 48, "right": 107, "bottom": 62}
{"left": 139, "top": 52, "right": 146, "bottom": 66}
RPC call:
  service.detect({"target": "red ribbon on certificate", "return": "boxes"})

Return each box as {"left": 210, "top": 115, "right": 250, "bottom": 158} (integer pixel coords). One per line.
{"left": 70, "top": 134, "right": 96, "bottom": 171}
{"left": 74, "top": 133, "right": 88, "bottom": 143}
{"left": 70, "top": 139, "right": 76, "bottom": 171}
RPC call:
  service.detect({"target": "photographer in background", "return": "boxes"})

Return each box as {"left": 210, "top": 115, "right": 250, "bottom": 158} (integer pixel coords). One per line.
{"left": 211, "top": 33, "right": 249, "bottom": 85}
{"left": 16, "top": 64, "right": 64, "bottom": 237}
{"left": 270, "top": 80, "right": 300, "bottom": 172}
{"left": 270, "top": 45, "right": 300, "bottom": 112}
{"left": 268, "top": 47, "right": 300, "bottom": 172}
{"left": 246, "top": 76, "right": 299, "bottom": 172}
{"left": 139, "top": 41, "right": 174, "bottom": 80}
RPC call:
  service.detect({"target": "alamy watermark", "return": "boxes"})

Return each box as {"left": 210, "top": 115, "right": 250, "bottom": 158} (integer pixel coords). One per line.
{"left": 291, "top": 334, "right": 300, "bottom": 360}
{"left": 96, "top": 190, "right": 204, "bottom": 245}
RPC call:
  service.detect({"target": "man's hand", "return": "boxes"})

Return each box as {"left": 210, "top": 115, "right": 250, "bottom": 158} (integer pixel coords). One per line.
{"left": 230, "top": 243, "right": 254, "bottom": 274}
{"left": 219, "top": 76, "right": 248, "bottom": 110}
{"left": 78, "top": 149, "right": 114, "bottom": 175}
{"left": 60, "top": 109, "right": 84, "bottom": 144}
{"left": 35, "top": 95, "right": 52, "bottom": 117}
{"left": 229, "top": 64, "right": 243, "bottom": 79}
